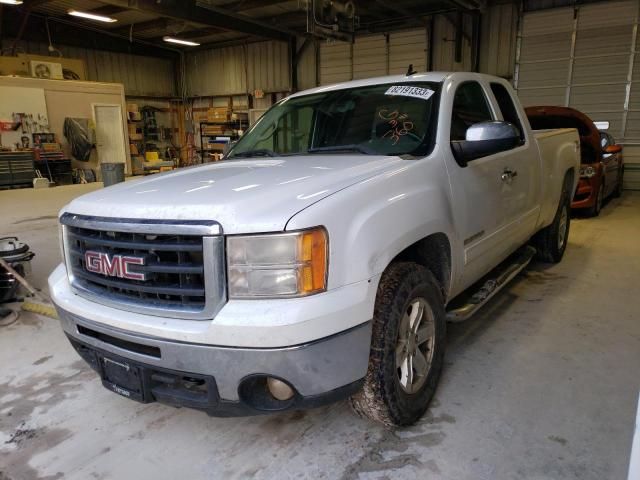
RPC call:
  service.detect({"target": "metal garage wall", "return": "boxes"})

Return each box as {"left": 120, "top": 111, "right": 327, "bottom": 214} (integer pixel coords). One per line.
{"left": 186, "top": 46, "right": 247, "bottom": 96}
{"left": 247, "top": 41, "right": 290, "bottom": 93}
{"left": 185, "top": 41, "right": 291, "bottom": 97}
{"left": 2, "top": 39, "right": 176, "bottom": 97}
{"left": 353, "top": 35, "right": 387, "bottom": 79}
{"left": 515, "top": 7, "right": 573, "bottom": 106}
{"left": 320, "top": 41, "right": 352, "bottom": 85}
{"left": 389, "top": 30, "right": 428, "bottom": 75}
{"left": 431, "top": 15, "right": 473, "bottom": 71}
{"left": 297, "top": 38, "right": 318, "bottom": 91}
{"left": 479, "top": 2, "right": 519, "bottom": 79}
{"left": 516, "top": 0, "right": 640, "bottom": 189}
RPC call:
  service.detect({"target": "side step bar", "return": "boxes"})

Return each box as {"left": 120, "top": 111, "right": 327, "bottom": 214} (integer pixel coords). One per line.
{"left": 446, "top": 246, "right": 536, "bottom": 323}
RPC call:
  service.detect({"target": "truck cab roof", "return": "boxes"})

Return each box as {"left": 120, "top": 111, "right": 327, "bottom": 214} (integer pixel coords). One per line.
{"left": 287, "top": 72, "right": 506, "bottom": 99}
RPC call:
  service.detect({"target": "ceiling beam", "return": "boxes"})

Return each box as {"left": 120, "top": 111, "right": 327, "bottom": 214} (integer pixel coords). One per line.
{"left": 2, "top": 10, "right": 179, "bottom": 58}
{"left": 110, "top": 18, "right": 170, "bottom": 35}
{"left": 448, "top": 0, "right": 487, "bottom": 10}
{"left": 95, "top": 0, "right": 294, "bottom": 42}
{"left": 215, "top": 0, "right": 292, "bottom": 12}
{"left": 88, "top": 5, "right": 129, "bottom": 16}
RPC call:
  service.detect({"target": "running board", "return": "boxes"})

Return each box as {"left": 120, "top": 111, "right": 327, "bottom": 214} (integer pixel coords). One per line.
{"left": 446, "top": 246, "right": 536, "bottom": 323}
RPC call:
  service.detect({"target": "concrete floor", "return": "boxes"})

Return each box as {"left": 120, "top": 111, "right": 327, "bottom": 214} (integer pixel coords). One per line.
{"left": 1, "top": 184, "right": 639, "bottom": 480}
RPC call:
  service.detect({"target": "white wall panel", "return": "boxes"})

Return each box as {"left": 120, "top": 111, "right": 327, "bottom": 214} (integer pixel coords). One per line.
{"left": 479, "top": 2, "right": 518, "bottom": 79}
{"left": 431, "top": 15, "right": 472, "bottom": 71}
{"left": 389, "top": 30, "right": 427, "bottom": 75}
{"left": 319, "top": 41, "right": 352, "bottom": 85}
{"left": 517, "top": 0, "right": 640, "bottom": 146}
{"left": 353, "top": 35, "right": 387, "bottom": 79}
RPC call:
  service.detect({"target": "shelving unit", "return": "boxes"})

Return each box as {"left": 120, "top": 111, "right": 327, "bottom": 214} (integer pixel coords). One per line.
{"left": 199, "top": 121, "right": 241, "bottom": 162}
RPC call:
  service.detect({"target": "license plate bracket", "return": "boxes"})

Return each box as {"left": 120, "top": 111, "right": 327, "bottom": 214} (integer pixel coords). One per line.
{"left": 99, "top": 354, "right": 145, "bottom": 402}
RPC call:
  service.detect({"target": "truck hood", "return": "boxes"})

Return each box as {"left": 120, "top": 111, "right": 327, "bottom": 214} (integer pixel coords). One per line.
{"left": 64, "top": 155, "right": 404, "bottom": 233}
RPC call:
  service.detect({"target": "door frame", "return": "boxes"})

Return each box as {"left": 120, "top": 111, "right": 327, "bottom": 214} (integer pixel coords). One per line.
{"left": 91, "top": 102, "right": 130, "bottom": 174}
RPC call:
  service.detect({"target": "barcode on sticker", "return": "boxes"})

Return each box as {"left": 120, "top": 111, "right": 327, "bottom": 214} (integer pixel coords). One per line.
{"left": 385, "top": 86, "right": 435, "bottom": 101}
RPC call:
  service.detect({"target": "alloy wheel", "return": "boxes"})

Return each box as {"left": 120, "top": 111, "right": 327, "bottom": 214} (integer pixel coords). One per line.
{"left": 396, "top": 297, "right": 435, "bottom": 394}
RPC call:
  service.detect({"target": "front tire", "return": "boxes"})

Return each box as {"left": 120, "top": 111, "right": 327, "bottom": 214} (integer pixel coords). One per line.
{"left": 613, "top": 168, "right": 624, "bottom": 198}
{"left": 535, "top": 174, "right": 572, "bottom": 263}
{"left": 349, "top": 262, "right": 446, "bottom": 426}
{"left": 588, "top": 182, "right": 604, "bottom": 217}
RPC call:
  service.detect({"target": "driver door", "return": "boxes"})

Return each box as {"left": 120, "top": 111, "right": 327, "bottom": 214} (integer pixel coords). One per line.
{"left": 444, "top": 80, "right": 511, "bottom": 291}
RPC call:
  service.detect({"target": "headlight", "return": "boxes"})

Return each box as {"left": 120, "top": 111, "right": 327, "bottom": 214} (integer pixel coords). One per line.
{"left": 227, "top": 227, "right": 328, "bottom": 298}
{"left": 580, "top": 165, "right": 596, "bottom": 178}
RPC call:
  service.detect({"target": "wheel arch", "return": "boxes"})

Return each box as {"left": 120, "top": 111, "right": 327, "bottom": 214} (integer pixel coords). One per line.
{"left": 388, "top": 232, "right": 452, "bottom": 302}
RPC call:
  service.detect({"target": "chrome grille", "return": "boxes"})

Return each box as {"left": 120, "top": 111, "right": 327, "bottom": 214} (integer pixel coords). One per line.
{"left": 60, "top": 213, "right": 225, "bottom": 320}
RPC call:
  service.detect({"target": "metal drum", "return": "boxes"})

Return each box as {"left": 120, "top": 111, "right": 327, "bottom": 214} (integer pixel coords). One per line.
{"left": 0, "top": 237, "right": 35, "bottom": 303}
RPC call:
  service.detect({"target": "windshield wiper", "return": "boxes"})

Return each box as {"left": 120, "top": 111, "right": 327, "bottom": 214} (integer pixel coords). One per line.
{"left": 307, "top": 144, "right": 375, "bottom": 155}
{"left": 229, "top": 149, "right": 276, "bottom": 158}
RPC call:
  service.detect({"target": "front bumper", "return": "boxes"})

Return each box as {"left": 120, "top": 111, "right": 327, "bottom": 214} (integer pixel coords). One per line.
{"left": 56, "top": 305, "right": 371, "bottom": 415}
{"left": 572, "top": 177, "right": 598, "bottom": 209}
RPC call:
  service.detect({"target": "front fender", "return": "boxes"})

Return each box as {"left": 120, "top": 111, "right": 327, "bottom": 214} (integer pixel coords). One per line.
{"left": 286, "top": 156, "right": 459, "bottom": 293}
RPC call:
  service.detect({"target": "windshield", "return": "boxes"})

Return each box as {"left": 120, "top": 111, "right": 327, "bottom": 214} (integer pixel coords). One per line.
{"left": 227, "top": 82, "right": 441, "bottom": 159}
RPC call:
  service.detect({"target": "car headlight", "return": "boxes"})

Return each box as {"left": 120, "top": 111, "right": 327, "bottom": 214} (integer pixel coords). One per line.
{"left": 227, "top": 227, "right": 328, "bottom": 298}
{"left": 580, "top": 165, "right": 596, "bottom": 178}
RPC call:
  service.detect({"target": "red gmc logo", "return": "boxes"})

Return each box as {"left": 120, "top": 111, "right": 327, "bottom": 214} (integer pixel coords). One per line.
{"left": 84, "top": 251, "right": 148, "bottom": 281}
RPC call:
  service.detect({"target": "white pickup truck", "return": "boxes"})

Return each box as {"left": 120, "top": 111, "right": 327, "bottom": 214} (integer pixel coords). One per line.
{"left": 49, "top": 72, "right": 579, "bottom": 426}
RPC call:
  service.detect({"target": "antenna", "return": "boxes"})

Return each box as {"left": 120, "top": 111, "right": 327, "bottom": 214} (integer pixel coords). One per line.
{"left": 406, "top": 64, "right": 417, "bottom": 76}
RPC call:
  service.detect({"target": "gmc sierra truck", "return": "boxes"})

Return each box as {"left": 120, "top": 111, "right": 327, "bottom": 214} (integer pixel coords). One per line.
{"left": 49, "top": 72, "right": 579, "bottom": 426}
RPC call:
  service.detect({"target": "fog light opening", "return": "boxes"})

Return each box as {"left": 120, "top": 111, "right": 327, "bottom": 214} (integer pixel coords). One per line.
{"left": 267, "top": 377, "right": 295, "bottom": 401}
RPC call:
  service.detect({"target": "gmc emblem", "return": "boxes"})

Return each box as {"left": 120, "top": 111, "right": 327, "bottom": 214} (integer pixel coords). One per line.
{"left": 84, "top": 251, "right": 148, "bottom": 281}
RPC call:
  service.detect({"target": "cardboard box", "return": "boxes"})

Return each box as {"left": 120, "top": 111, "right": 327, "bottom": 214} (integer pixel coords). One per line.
{"left": 207, "top": 107, "right": 229, "bottom": 122}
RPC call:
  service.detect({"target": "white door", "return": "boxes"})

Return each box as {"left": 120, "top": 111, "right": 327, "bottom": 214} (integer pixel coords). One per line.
{"left": 486, "top": 80, "right": 542, "bottom": 253}
{"left": 93, "top": 104, "right": 127, "bottom": 167}
{"left": 445, "top": 80, "right": 509, "bottom": 291}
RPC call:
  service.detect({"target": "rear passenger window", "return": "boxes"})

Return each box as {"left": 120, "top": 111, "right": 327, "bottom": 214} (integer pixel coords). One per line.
{"left": 450, "top": 82, "right": 493, "bottom": 141}
{"left": 490, "top": 82, "right": 524, "bottom": 141}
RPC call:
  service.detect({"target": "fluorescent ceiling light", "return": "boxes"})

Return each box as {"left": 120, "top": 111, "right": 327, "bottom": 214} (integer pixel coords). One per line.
{"left": 68, "top": 10, "right": 118, "bottom": 23}
{"left": 163, "top": 36, "right": 200, "bottom": 46}
{"left": 0, "top": 0, "right": 24, "bottom": 4}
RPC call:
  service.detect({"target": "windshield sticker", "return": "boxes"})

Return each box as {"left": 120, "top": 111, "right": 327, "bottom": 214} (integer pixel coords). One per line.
{"left": 378, "top": 109, "right": 415, "bottom": 145}
{"left": 385, "top": 85, "right": 435, "bottom": 100}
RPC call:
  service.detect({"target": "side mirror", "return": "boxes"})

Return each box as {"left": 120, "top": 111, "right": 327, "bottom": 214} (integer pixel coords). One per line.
{"left": 451, "top": 121, "right": 521, "bottom": 167}
{"left": 604, "top": 144, "right": 622, "bottom": 154}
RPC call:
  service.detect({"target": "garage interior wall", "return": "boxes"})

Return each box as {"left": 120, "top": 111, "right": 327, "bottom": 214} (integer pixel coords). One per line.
{"left": 2, "top": 40, "right": 176, "bottom": 98}
{"left": 0, "top": 75, "right": 131, "bottom": 176}
{"left": 184, "top": 40, "right": 291, "bottom": 97}
{"left": 516, "top": 0, "right": 640, "bottom": 189}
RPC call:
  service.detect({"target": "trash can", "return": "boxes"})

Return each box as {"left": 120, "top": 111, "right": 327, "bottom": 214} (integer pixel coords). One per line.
{"left": 100, "top": 163, "right": 125, "bottom": 187}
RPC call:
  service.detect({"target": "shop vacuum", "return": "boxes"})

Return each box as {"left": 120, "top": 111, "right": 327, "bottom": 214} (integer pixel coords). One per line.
{"left": 0, "top": 237, "right": 35, "bottom": 326}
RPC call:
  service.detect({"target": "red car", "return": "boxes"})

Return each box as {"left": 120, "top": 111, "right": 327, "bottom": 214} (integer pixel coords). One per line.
{"left": 525, "top": 106, "right": 624, "bottom": 216}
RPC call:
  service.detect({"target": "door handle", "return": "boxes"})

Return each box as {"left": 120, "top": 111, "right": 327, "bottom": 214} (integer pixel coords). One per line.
{"left": 501, "top": 169, "right": 518, "bottom": 183}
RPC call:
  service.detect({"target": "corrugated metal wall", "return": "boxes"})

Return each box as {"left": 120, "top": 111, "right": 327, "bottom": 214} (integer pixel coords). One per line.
{"left": 319, "top": 41, "right": 352, "bottom": 85}
{"left": 185, "top": 41, "right": 291, "bottom": 97}
{"left": 317, "top": 6, "right": 518, "bottom": 86}
{"left": 389, "top": 30, "right": 428, "bottom": 75}
{"left": 297, "top": 38, "right": 317, "bottom": 91}
{"left": 516, "top": 0, "right": 640, "bottom": 189}
{"left": 479, "top": 2, "right": 519, "bottom": 79}
{"left": 431, "top": 15, "right": 473, "bottom": 71}
{"left": 353, "top": 35, "right": 387, "bottom": 79}
{"left": 3, "top": 39, "right": 176, "bottom": 97}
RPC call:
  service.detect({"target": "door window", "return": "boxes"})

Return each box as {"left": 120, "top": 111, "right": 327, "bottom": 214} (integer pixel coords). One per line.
{"left": 450, "top": 82, "right": 493, "bottom": 141}
{"left": 490, "top": 82, "right": 524, "bottom": 141}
